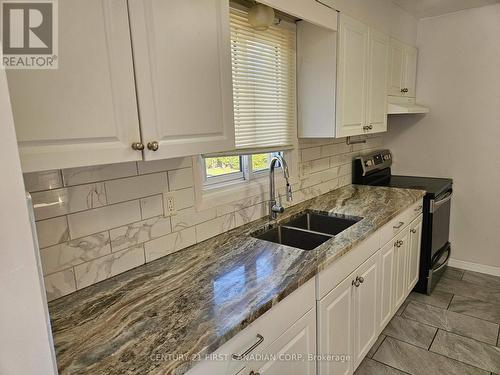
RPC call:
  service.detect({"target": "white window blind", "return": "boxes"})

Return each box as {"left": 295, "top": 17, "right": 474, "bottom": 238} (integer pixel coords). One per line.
{"left": 230, "top": 6, "right": 297, "bottom": 152}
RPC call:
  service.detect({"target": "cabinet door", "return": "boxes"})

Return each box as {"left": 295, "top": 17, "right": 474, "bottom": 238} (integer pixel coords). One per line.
{"left": 393, "top": 230, "right": 409, "bottom": 312}
{"left": 247, "top": 308, "right": 316, "bottom": 375}
{"left": 387, "top": 39, "right": 405, "bottom": 96}
{"left": 128, "top": 0, "right": 235, "bottom": 160}
{"left": 403, "top": 46, "right": 418, "bottom": 97}
{"left": 366, "top": 29, "right": 389, "bottom": 134}
{"left": 7, "top": 0, "right": 142, "bottom": 172}
{"left": 318, "top": 276, "right": 354, "bottom": 375}
{"left": 407, "top": 215, "right": 423, "bottom": 293}
{"left": 352, "top": 252, "right": 380, "bottom": 369}
{"left": 335, "top": 15, "right": 368, "bottom": 138}
{"left": 379, "top": 241, "right": 395, "bottom": 332}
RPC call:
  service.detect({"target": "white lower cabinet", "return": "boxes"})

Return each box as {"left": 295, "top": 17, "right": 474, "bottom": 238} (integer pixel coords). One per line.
{"left": 191, "top": 206, "right": 423, "bottom": 375}
{"left": 352, "top": 252, "right": 380, "bottom": 369}
{"left": 318, "top": 275, "right": 354, "bottom": 375}
{"left": 393, "top": 229, "right": 410, "bottom": 313}
{"left": 379, "top": 241, "right": 395, "bottom": 331}
{"left": 318, "top": 251, "right": 380, "bottom": 375}
{"left": 246, "top": 308, "right": 316, "bottom": 375}
{"left": 407, "top": 216, "right": 423, "bottom": 294}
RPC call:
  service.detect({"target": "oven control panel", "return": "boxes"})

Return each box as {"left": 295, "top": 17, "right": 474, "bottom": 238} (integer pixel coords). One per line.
{"left": 355, "top": 150, "right": 393, "bottom": 176}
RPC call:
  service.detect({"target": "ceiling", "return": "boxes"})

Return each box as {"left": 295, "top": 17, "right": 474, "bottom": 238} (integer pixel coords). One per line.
{"left": 392, "top": 0, "right": 500, "bottom": 18}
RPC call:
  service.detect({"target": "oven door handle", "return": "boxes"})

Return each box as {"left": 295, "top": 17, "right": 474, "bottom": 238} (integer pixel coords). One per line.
{"left": 430, "top": 190, "right": 453, "bottom": 213}
{"left": 433, "top": 247, "right": 451, "bottom": 273}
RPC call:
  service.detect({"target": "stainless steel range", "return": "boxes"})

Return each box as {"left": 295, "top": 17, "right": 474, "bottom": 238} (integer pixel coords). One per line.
{"left": 353, "top": 149, "right": 453, "bottom": 295}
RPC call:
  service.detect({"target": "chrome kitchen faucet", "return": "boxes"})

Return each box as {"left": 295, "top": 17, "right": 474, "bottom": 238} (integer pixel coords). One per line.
{"left": 269, "top": 155, "right": 292, "bottom": 220}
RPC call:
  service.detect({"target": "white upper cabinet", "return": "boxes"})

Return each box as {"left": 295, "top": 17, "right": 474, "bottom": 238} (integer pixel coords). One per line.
{"left": 388, "top": 38, "right": 418, "bottom": 97}
{"left": 7, "top": 0, "right": 142, "bottom": 172}
{"left": 335, "top": 15, "right": 389, "bottom": 138}
{"left": 297, "top": 21, "right": 337, "bottom": 138}
{"left": 128, "top": 0, "right": 235, "bottom": 160}
{"left": 403, "top": 46, "right": 418, "bottom": 98}
{"left": 366, "top": 29, "right": 389, "bottom": 134}
{"left": 387, "top": 39, "right": 405, "bottom": 97}
{"left": 335, "top": 15, "right": 369, "bottom": 138}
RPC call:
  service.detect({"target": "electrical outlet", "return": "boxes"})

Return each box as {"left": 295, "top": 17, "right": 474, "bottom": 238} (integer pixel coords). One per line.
{"left": 163, "top": 192, "right": 177, "bottom": 216}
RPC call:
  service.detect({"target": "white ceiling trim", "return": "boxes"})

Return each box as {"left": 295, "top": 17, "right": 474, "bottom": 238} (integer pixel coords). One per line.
{"left": 392, "top": 0, "right": 500, "bottom": 19}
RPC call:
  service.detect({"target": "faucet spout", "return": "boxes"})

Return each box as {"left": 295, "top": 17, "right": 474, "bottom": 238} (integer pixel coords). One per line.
{"left": 269, "top": 155, "right": 292, "bottom": 220}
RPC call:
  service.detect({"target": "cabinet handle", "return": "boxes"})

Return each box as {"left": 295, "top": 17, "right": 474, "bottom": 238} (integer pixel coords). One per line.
{"left": 395, "top": 240, "right": 403, "bottom": 248}
{"left": 232, "top": 334, "right": 264, "bottom": 360}
{"left": 147, "top": 141, "right": 159, "bottom": 151}
{"left": 249, "top": 372, "right": 260, "bottom": 375}
{"left": 401, "top": 88, "right": 405, "bottom": 93}
{"left": 368, "top": 124, "right": 373, "bottom": 130}
{"left": 411, "top": 229, "right": 417, "bottom": 233}
{"left": 363, "top": 125, "right": 370, "bottom": 131}
{"left": 131, "top": 142, "right": 144, "bottom": 151}
{"left": 393, "top": 221, "right": 405, "bottom": 229}
{"left": 352, "top": 276, "right": 364, "bottom": 287}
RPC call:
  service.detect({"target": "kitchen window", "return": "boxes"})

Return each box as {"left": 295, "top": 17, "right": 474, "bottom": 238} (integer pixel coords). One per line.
{"left": 202, "top": 5, "right": 296, "bottom": 189}
{"left": 204, "top": 152, "right": 282, "bottom": 187}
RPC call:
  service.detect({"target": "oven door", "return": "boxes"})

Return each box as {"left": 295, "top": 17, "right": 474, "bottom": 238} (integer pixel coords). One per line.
{"left": 427, "top": 242, "right": 451, "bottom": 294}
{"left": 430, "top": 189, "right": 452, "bottom": 259}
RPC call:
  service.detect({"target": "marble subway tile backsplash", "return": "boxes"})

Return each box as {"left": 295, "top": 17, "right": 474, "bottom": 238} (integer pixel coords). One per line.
{"left": 25, "top": 137, "right": 383, "bottom": 301}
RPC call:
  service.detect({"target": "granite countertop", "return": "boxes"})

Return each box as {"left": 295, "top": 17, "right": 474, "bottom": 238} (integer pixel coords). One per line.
{"left": 48, "top": 185, "right": 425, "bottom": 375}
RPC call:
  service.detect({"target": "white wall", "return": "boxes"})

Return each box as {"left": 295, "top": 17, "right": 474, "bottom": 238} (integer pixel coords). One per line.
{"left": 0, "top": 66, "right": 57, "bottom": 373}
{"left": 384, "top": 4, "right": 500, "bottom": 269}
{"left": 327, "top": 0, "right": 418, "bottom": 44}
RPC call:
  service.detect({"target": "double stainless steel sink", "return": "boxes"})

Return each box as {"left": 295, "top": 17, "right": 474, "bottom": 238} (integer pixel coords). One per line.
{"left": 252, "top": 210, "right": 362, "bottom": 251}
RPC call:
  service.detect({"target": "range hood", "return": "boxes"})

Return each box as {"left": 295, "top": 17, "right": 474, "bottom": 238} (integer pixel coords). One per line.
{"left": 388, "top": 96, "right": 429, "bottom": 114}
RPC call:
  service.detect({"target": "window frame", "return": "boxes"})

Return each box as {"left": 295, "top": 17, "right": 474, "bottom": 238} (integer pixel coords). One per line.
{"left": 202, "top": 152, "right": 282, "bottom": 190}
{"left": 203, "top": 155, "right": 245, "bottom": 187}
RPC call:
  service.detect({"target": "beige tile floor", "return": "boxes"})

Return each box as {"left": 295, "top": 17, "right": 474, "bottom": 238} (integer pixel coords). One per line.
{"left": 355, "top": 267, "right": 500, "bottom": 375}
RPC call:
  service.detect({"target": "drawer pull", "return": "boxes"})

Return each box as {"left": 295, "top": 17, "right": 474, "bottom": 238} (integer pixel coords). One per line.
{"left": 232, "top": 334, "right": 264, "bottom": 360}
{"left": 393, "top": 221, "right": 405, "bottom": 229}
{"left": 411, "top": 229, "right": 417, "bottom": 234}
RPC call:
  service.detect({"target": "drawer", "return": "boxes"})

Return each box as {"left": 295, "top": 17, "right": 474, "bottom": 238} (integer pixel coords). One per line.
{"left": 379, "top": 199, "right": 423, "bottom": 246}
{"left": 407, "top": 199, "right": 423, "bottom": 223}
{"left": 316, "top": 231, "right": 380, "bottom": 300}
{"left": 187, "top": 278, "right": 315, "bottom": 375}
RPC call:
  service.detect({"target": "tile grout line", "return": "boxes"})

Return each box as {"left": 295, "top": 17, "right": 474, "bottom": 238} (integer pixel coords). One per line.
{"left": 497, "top": 324, "right": 500, "bottom": 348}
{"left": 39, "top": 165, "right": 192, "bottom": 191}
{"left": 35, "top": 193, "right": 165, "bottom": 224}
{"left": 428, "top": 328, "right": 439, "bottom": 351}
{"left": 426, "top": 331, "right": 498, "bottom": 374}
{"left": 383, "top": 333, "right": 496, "bottom": 375}
{"left": 403, "top": 300, "right": 500, "bottom": 345}
{"left": 371, "top": 335, "right": 387, "bottom": 359}
{"left": 370, "top": 356, "right": 412, "bottom": 375}
{"left": 446, "top": 293, "right": 454, "bottom": 310}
